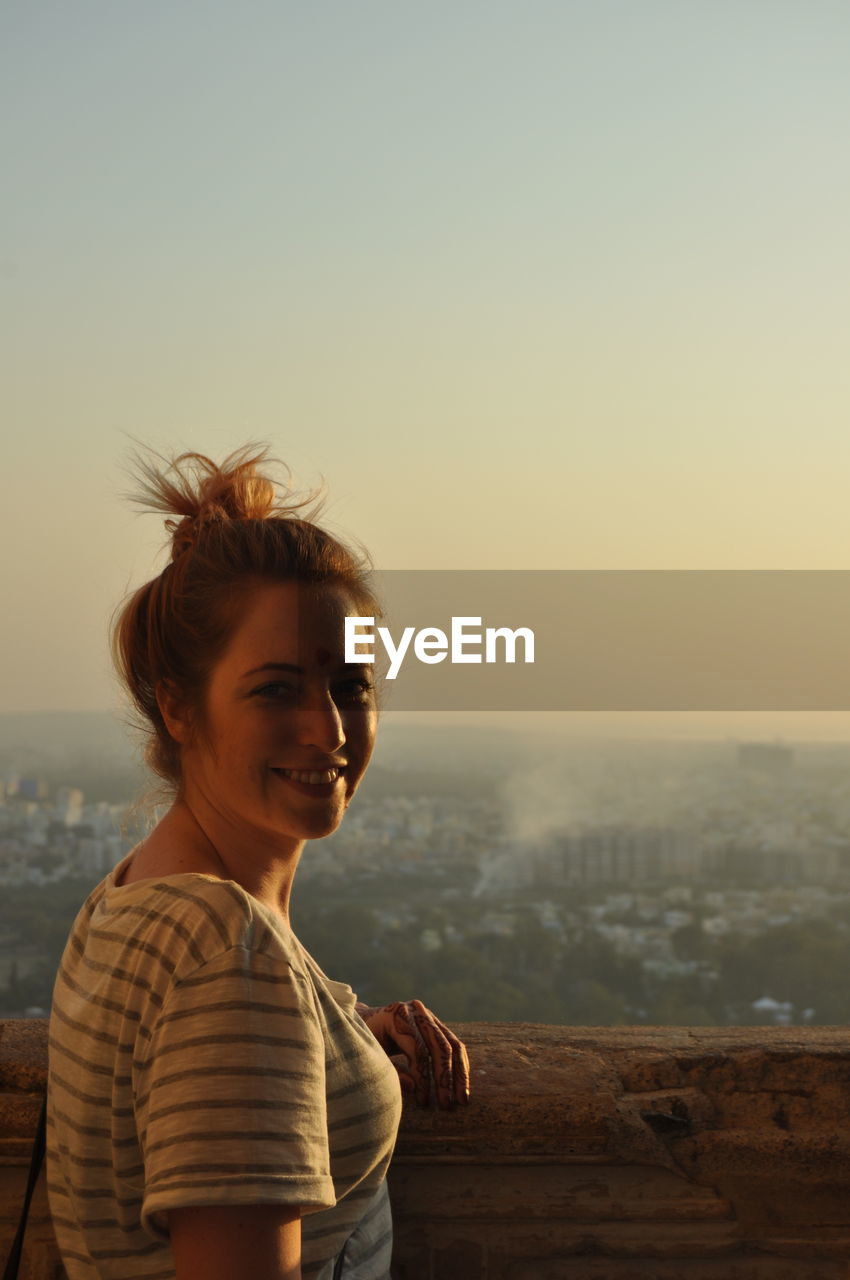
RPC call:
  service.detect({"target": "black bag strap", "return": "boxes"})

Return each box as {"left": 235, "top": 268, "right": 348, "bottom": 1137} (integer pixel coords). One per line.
{"left": 332, "top": 1241, "right": 349, "bottom": 1280}
{"left": 3, "top": 1094, "right": 47, "bottom": 1280}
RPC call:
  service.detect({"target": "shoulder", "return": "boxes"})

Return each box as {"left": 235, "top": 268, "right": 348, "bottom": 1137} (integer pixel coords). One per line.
{"left": 90, "top": 873, "right": 304, "bottom": 987}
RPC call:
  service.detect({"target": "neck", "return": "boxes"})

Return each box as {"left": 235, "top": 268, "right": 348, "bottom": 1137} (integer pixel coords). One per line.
{"left": 158, "top": 792, "right": 303, "bottom": 923}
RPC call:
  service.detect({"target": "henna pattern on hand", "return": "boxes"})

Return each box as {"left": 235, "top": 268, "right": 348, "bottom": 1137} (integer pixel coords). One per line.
{"left": 360, "top": 999, "right": 471, "bottom": 1108}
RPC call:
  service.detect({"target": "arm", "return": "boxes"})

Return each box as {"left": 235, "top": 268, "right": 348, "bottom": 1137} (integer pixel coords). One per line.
{"left": 140, "top": 949, "right": 336, "bottom": 1269}
{"left": 356, "top": 998, "right": 471, "bottom": 1109}
{"left": 169, "top": 1203, "right": 302, "bottom": 1280}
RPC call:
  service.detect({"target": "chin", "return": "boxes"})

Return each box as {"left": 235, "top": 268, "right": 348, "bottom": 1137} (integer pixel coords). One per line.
{"left": 291, "top": 814, "right": 345, "bottom": 842}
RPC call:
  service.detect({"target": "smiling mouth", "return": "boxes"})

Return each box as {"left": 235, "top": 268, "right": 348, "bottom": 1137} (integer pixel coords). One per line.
{"left": 273, "top": 767, "right": 343, "bottom": 785}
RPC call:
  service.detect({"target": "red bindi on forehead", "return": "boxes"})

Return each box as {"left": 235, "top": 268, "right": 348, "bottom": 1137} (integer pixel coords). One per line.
{"left": 315, "top": 646, "right": 332, "bottom": 666}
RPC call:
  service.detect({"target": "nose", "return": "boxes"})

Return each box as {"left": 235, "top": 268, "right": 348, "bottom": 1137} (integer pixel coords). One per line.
{"left": 294, "top": 684, "right": 345, "bottom": 753}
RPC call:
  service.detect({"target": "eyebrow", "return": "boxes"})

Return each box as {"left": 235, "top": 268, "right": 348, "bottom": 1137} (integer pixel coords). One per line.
{"left": 241, "top": 662, "right": 371, "bottom": 679}
{"left": 242, "top": 663, "right": 303, "bottom": 678}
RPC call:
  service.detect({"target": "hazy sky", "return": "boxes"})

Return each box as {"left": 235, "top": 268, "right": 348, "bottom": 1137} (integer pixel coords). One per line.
{"left": 4, "top": 1, "right": 850, "bottom": 732}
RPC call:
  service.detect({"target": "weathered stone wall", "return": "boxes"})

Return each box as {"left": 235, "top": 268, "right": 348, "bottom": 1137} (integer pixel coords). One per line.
{"left": 0, "top": 1021, "right": 60, "bottom": 1280}
{"left": 4, "top": 1020, "right": 850, "bottom": 1279}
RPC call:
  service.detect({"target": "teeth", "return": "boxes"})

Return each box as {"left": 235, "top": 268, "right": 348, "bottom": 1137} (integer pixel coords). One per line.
{"left": 278, "top": 768, "right": 340, "bottom": 785}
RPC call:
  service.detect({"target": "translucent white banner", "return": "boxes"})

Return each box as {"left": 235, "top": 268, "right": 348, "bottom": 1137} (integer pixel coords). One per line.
{"left": 360, "top": 571, "right": 850, "bottom": 710}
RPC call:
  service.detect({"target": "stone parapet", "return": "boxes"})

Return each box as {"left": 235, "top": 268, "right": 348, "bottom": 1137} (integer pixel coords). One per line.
{"left": 3, "top": 1021, "right": 850, "bottom": 1278}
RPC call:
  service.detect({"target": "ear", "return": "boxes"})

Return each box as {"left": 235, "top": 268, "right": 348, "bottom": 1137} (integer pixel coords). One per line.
{"left": 155, "top": 681, "right": 193, "bottom": 746}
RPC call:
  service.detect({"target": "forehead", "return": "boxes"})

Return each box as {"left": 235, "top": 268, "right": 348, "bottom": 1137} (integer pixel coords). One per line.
{"left": 222, "top": 580, "right": 357, "bottom": 668}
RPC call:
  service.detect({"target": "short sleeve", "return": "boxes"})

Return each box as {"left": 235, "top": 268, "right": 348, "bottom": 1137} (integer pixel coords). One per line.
{"left": 136, "top": 945, "right": 337, "bottom": 1239}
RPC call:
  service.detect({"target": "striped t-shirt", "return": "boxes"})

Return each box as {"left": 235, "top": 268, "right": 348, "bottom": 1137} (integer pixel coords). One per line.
{"left": 47, "top": 861, "right": 402, "bottom": 1280}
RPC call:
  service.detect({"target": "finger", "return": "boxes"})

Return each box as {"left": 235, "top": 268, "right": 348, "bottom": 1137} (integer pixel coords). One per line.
{"left": 409, "top": 1022, "right": 434, "bottom": 1107}
{"left": 395, "top": 1064, "right": 428, "bottom": 1109}
{"left": 456, "top": 1037, "right": 471, "bottom": 1103}
{"left": 409, "top": 1003, "right": 457, "bottom": 1109}
{"left": 404, "top": 993, "right": 455, "bottom": 1105}
{"left": 408, "top": 1002, "right": 471, "bottom": 1103}
{"left": 382, "top": 1005, "right": 420, "bottom": 1062}
{"left": 405, "top": 1001, "right": 459, "bottom": 1107}
{"left": 386, "top": 1008, "right": 432, "bottom": 1106}
{"left": 430, "top": 1022, "right": 471, "bottom": 1103}
{"left": 397, "top": 1056, "right": 430, "bottom": 1108}
{"left": 395, "top": 1066, "right": 416, "bottom": 1096}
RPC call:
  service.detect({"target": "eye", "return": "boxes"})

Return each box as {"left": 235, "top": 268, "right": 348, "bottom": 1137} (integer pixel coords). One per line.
{"left": 334, "top": 677, "right": 375, "bottom": 703}
{"left": 253, "top": 681, "right": 299, "bottom": 702}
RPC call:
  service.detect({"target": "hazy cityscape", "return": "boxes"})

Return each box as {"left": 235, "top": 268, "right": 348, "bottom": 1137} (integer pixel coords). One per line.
{"left": 4, "top": 713, "right": 850, "bottom": 1028}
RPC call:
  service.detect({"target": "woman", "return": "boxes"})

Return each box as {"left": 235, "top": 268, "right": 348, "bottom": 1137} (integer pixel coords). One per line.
{"left": 47, "top": 444, "right": 470, "bottom": 1280}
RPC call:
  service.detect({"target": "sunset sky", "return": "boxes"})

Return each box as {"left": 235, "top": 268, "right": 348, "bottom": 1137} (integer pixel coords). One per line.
{"left": 4, "top": 1, "right": 850, "bottom": 736}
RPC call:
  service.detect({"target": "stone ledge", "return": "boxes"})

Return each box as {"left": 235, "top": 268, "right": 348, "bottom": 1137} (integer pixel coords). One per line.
{"left": 4, "top": 1021, "right": 850, "bottom": 1279}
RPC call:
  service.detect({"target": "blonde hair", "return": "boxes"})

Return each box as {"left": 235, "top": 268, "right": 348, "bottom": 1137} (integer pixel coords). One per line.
{"left": 112, "top": 443, "right": 380, "bottom": 787}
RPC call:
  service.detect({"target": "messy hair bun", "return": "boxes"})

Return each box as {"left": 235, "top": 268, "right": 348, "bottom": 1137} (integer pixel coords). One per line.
{"left": 112, "top": 442, "right": 380, "bottom": 789}
{"left": 126, "top": 443, "right": 321, "bottom": 560}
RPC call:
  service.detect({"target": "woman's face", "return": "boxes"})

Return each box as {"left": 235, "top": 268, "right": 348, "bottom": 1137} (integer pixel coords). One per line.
{"left": 178, "top": 579, "right": 378, "bottom": 848}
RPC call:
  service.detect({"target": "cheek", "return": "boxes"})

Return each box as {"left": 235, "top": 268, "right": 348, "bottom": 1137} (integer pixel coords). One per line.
{"left": 349, "top": 727, "right": 377, "bottom": 783}
{"left": 213, "top": 740, "right": 264, "bottom": 782}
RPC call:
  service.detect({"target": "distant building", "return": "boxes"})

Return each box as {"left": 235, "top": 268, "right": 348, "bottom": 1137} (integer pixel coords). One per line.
{"left": 539, "top": 826, "right": 699, "bottom": 886}
{"left": 711, "top": 844, "right": 838, "bottom": 885}
{"left": 17, "top": 776, "right": 49, "bottom": 801}
{"left": 54, "top": 786, "right": 84, "bottom": 826}
{"left": 2, "top": 773, "right": 20, "bottom": 798}
{"left": 737, "top": 742, "right": 794, "bottom": 774}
